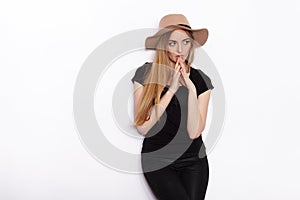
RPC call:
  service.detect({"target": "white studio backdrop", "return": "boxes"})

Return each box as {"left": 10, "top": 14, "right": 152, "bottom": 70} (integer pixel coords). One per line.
{"left": 1, "top": 0, "right": 300, "bottom": 199}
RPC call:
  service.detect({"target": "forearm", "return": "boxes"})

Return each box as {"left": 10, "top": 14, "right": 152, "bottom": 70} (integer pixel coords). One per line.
{"left": 187, "top": 86, "right": 203, "bottom": 139}
{"left": 137, "top": 89, "right": 174, "bottom": 136}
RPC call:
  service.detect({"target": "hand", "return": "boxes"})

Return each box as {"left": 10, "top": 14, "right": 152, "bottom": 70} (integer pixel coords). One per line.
{"left": 178, "top": 57, "right": 196, "bottom": 92}
{"left": 169, "top": 57, "right": 181, "bottom": 94}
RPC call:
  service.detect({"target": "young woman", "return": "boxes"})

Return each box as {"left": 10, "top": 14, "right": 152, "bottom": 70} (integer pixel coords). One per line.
{"left": 131, "top": 14, "right": 214, "bottom": 200}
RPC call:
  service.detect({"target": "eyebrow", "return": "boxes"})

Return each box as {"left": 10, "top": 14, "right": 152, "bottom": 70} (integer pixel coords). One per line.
{"left": 169, "top": 38, "right": 191, "bottom": 42}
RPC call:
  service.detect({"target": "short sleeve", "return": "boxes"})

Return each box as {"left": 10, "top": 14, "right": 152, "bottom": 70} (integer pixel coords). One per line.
{"left": 193, "top": 68, "right": 214, "bottom": 96}
{"left": 131, "top": 62, "right": 151, "bottom": 85}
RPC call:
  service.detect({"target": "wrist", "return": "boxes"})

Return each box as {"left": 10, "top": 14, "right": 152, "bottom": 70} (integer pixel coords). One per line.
{"left": 167, "top": 88, "right": 175, "bottom": 95}
{"left": 188, "top": 85, "right": 197, "bottom": 95}
{"left": 168, "top": 85, "right": 177, "bottom": 94}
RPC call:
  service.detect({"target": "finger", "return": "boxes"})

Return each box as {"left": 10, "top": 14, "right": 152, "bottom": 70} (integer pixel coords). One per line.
{"left": 174, "top": 71, "right": 181, "bottom": 80}
{"left": 175, "top": 57, "right": 180, "bottom": 70}
{"left": 177, "top": 57, "right": 183, "bottom": 68}
{"left": 172, "top": 57, "right": 182, "bottom": 81}
{"left": 179, "top": 76, "right": 185, "bottom": 85}
{"left": 176, "top": 64, "right": 181, "bottom": 73}
{"left": 171, "top": 61, "right": 179, "bottom": 77}
{"left": 179, "top": 61, "right": 186, "bottom": 70}
{"left": 174, "top": 71, "right": 180, "bottom": 80}
{"left": 180, "top": 67, "right": 186, "bottom": 75}
{"left": 175, "top": 65, "right": 179, "bottom": 72}
{"left": 174, "top": 62, "right": 180, "bottom": 74}
{"left": 174, "top": 66, "right": 181, "bottom": 76}
{"left": 173, "top": 68, "right": 180, "bottom": 80}
{"left": 178, "top": 56, "right": 183, "bottom": 63}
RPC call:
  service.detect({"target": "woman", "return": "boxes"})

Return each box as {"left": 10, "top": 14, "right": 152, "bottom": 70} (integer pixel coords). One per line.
{"left": 131, "top": 14, "right": 214, "bottom": 200}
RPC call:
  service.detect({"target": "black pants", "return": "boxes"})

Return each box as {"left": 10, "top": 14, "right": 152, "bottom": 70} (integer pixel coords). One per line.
{"left": 142, "top": 155, "right": 209, "bottom": 200}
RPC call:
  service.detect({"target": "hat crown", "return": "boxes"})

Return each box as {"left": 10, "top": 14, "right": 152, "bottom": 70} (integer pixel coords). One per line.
{"left": 159, "top": 14, "right": 190, "bottom": 29}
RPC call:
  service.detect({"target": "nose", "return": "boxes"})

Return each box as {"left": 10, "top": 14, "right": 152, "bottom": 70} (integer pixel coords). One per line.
{"left": 177, "top": 43, "right": 182, "bottom": 53}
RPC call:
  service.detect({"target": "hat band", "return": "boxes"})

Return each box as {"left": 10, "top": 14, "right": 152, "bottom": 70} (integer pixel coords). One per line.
{"left": 177, "top": 23, "right": 191, "bottom": 29}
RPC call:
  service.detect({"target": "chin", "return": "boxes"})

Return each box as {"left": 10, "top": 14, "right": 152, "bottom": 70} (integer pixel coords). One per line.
{"left": 168, "top": 57, "right": 176, "bottom": 63}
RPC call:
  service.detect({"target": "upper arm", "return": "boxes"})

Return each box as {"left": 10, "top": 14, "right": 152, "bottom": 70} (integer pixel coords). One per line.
{"left": 133, "top": 81, "right": 144, "bottom": 118}
{"left": 194, "top": 68, "right": 214, "bottom": 131}
{"left": 197, "top": 89, "right": 212, "bottom": 131}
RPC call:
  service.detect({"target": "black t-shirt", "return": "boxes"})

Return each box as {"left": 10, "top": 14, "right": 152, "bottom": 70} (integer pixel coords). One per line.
{"left": 131, "top": 62, "right": 214, "bottom": 160}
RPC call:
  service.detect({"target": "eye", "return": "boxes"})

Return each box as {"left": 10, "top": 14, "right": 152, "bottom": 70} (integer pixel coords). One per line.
{"left": 183, "top": 39, "right": 191, "bottom": 45}
{"left": 168, "top": 41, "right": 176, "bottom": 47}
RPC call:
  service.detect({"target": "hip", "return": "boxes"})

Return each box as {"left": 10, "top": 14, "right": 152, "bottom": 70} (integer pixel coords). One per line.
{"left": 141, "top": 153, "right": 209, "bottom": 173}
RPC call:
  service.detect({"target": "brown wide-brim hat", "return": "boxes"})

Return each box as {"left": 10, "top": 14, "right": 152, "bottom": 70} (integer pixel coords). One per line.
{"left": 145, "top": 14, "right": 208, "bottom": 50}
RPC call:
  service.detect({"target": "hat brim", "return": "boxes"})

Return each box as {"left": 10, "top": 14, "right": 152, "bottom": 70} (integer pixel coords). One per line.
{"left": 145, "top": 25, "right": 208, "bottom": 50}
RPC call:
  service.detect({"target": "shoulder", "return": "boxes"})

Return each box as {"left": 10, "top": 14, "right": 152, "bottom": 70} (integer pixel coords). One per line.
{"left": 136, "top": 62, "right": 152, "bottom": 77}
{"left": 136, "top": 61, "right": 152, "bottom": 71}
{"left": 131, "top": 62, "right": 152, "bottom": 85}
{"left": 190, "top": 66, "right": 214, "bottom": 96}
{"left": 190, "top": 66, "right": 210, "bottom": 80}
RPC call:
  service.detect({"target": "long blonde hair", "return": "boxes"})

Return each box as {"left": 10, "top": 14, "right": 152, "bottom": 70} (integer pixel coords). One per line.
{"left": 134, "top": 28, "right": 196, "bottom": 126}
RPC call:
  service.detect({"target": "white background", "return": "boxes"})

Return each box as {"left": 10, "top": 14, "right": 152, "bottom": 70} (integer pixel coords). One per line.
{"left": 1, "top": 0, "right": 300, "bottom": 199}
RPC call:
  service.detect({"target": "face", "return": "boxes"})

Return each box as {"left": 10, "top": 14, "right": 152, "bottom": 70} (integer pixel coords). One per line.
{"left": 167, "top": 29, "right": 192, "bottom": 64}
